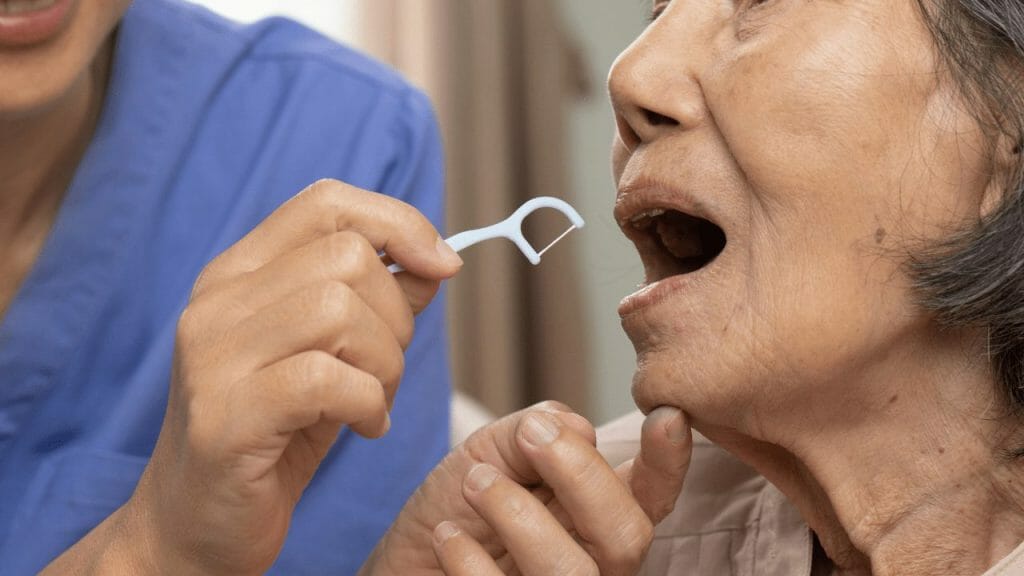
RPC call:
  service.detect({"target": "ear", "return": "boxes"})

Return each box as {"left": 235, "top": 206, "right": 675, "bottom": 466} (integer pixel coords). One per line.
{"left": 979, "top": 131, "right": 1022, "bottom": 219}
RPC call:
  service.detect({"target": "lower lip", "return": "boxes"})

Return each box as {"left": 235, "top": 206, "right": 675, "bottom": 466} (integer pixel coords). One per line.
{"left": 618, "top": 274, "right": 695, "bottom": 317}
{"left": 0, "top": 0, "right": 76, "bottom": 48}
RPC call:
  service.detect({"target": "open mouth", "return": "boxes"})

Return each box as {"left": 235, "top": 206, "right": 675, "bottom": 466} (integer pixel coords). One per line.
{"left": 625, "top": 208, "right": 727, "bottom": 284}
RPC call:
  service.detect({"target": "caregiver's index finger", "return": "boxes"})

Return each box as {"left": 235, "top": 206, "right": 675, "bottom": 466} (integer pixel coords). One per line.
{"left": 322, "top": 183, "right": 463, "bottom": 278}
{"left": 212, "top": 178, "right": 457, "bottom": 282}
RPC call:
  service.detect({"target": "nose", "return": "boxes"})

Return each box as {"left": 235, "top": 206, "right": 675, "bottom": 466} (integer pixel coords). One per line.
{"left": 608, "top": 11, "right": 707, "bottom": 151}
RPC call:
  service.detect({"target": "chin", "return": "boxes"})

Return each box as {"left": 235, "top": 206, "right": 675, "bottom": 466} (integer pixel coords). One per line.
{"left": 627, "top": 333, "right": 756, "bottom": 428}
{"left": 613, "top": 165, "right": 755, "bottom": 421}
{"left": 0, "top": 0, "right": 121, "bottom": 117}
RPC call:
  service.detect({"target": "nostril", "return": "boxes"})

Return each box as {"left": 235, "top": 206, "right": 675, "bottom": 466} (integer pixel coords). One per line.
{"left": 643, "top": 108, "right": 678, "bottom": 127}
{"left": 615, "top": 113, "right": 642, "bottom": 151}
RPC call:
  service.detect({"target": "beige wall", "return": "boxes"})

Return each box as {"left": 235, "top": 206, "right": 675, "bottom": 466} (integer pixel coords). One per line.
{"left": 557, "top": 1, "right": 647, "bottom": 422}
{"left": 185, "top": 0, "right": 357, "bottom": 43}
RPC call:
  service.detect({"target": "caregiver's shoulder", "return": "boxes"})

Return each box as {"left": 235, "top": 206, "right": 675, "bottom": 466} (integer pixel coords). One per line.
{"left": 145, "top": 0, "right": 429, "bottom": 108}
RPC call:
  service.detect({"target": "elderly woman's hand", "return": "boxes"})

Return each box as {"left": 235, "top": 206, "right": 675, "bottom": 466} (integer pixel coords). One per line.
{"left": 116, "top": 179, "right": 461, "bottom": 575}
{"left": 362, "top": 403, "right": 691, "bottom": 576}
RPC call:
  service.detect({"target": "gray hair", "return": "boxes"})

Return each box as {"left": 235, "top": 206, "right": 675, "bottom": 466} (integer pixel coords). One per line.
{"left": 911, "top": 1, "right": 1024, "bottom": 422}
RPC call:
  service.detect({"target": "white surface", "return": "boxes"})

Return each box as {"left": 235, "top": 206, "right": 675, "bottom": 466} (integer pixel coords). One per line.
{"left": 450, "top": 391, "right": 497, "bottom": 447}
{"left": 184, "top": 0, "right": 358, "bottom": 43}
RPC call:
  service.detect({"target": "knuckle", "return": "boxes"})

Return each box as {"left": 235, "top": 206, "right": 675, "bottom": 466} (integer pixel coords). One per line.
{"left": 604, "top": 516, "right": 654, "bottom": 570}
{"left": 192, "top": 251, "right": 232, "bottom": 293}
{"left": 531, "top": 400, "right": 572, "bottom": 414}
{"left": 566, "top": 451, "right": 604, "bottom": 487}
{"left": 381, "top": 197, "right": 433, "bottom": 240}
{"left": 300, "top": 179, "right": 373, "bottom": 213}
{"left": 189, "top": 267, "right": 214, "bottom": 299}
{"left": 176, "top": 304, "right": 207, "bottom": 343}
{"left": 296, "top": 179, "right": 349, "bottom": 221}
{"left": 291, "top": 351, "right": 339, "bottom": 385}
{"left": 325, "top": 232, "right": 377, "bottom": 276}
{"left": 396, "top": 201, "right": 426, "bottom": 227}
{"left": 501, "top": 492, "right": 530, "bottom": 523}
{"left": 302, "top": 178, "right": 344, "bottom": 203}
{"left": 311, "top": 281, "right": 356, "bottom": 320}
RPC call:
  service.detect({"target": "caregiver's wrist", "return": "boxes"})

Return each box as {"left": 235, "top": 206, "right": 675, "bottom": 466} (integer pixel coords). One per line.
{"left": 112, "top": 498, "right": 187, "bottom": 576}
{"left": 118, "top": 496, "right": 244, "bottom": 576}
{"left": 40, "top": 502, "right": 182, "bottom": 576}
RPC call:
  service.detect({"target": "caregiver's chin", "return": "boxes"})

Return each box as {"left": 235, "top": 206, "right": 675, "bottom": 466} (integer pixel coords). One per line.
{"left": 0, "top": 0, "right": 131, "bottom": 317}
{"left": 610, "top": 0, "right": 1024, "bottom": 573}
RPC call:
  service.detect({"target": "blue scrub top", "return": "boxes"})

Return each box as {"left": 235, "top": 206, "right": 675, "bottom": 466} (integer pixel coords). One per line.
{"left": 0, "top": 1, "right": 451, "bottom": 573}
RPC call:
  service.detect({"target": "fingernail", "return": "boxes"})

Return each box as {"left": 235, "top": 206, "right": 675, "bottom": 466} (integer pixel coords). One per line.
{"left": 663, "top": 409, "right": 686, "bottom": 442}
{"left": 465, "top": 463, "right": 500, "bottom": 492}
{"left": 436, "top": 237, "right": 463, "bottom": 267}
{"left": 521, "top": 413, "right": 559, "bottom": 447}
{"left": 434, "top": 521, "right": 460, "bottom": 545}
{"left": 381, "top": 412, "right": 392, "bottom": 435}
{"left": 647, "top": 406, "right": 685, "bottom": 443}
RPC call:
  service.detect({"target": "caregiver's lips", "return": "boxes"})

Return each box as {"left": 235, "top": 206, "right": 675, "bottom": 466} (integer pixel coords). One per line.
{"left": 0, "top": 0, "right": 75, "bottom": 48}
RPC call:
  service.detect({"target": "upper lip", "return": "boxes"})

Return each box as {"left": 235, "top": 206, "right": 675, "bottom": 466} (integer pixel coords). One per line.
{"left": 614, "top": 177, "right": 717, "bottom": 240}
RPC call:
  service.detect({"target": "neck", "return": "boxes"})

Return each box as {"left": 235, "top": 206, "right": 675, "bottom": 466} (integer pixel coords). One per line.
{"left": 0, "top": 38, "right": 113, "bottom": 317}
{"left": 0, "top": 38, "right": 112, "bottom": 237}
{"left": 701, "top": 329, "right": 1024, "bottom": 575}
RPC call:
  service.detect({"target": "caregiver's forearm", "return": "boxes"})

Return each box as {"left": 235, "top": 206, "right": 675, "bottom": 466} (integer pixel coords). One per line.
{"left": 41, "top": 504, "right": 161, "bottom": 576}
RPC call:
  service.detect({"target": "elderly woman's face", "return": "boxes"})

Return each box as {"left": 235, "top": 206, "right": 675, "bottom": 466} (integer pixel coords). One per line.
{"left": 610, "top": 0, "right": 995, "bottom": 427}
{"left": 0, "top": 0, "right": 131, "bottom": 114}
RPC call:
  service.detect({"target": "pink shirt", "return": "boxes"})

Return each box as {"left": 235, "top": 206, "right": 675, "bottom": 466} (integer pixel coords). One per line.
{"left": 597, "top": 412, "right": 1024, "bottom": 575}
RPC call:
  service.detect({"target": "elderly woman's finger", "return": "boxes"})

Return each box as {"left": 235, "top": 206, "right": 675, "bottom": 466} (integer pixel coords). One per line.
{"left": 431, "top": 522, "right": 504, "bottom": 576}
{"left": 194, "top": 179, "right": 461, "bottom": 295}
{"left": 513, "top": 412, "right": 653, "bottom": 575}
{"left": 457, "top": 401, "right": 595, "bottom": 486}
{"left": 618, "top": 406, "right": 691, "bottom": 523}
{"left": 461, "top": 463, "right": 600, "bottom": 576}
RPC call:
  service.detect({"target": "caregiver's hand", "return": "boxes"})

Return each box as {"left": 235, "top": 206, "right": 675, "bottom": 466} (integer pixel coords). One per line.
{"left": 361, "top": 403, "right": 691, "bottom": 576}
{"left": 45, "top": 179, "right": 462, "bottom": 576}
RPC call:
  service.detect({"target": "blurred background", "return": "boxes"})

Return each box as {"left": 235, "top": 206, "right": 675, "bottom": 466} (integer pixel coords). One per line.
{"left": 186, "top": 0, "right": 649, "bottom": 425}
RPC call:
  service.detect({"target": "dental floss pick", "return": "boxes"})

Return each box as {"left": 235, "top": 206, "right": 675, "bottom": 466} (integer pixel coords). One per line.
{"left": 387, "top": 196, "right": 585, "bottom": 274}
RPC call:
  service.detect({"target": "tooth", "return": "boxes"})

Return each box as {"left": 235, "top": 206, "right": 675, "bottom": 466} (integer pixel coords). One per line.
{"left": 629, "top": 208, "right": 666, "bottom": 223}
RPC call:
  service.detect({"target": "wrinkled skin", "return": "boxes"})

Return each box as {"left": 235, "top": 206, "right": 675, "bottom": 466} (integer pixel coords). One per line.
{"left": 360, "top": 402, "right": 690, "bottom": 576}
{"left": 611, "top": 0, "right": 1024, "bottom": 573}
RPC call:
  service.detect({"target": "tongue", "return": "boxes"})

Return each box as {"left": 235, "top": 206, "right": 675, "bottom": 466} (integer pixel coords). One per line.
{"left": 656, "top": 215, "right": 703, "bottom": 261}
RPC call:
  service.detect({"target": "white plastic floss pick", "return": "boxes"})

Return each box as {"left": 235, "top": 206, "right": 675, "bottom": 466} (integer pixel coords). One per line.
{"left": 387, "top": 196, "right": 585, "bottom": 274}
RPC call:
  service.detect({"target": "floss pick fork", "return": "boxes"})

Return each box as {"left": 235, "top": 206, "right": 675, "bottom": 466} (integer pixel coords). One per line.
{"left": 387, "top": 196, "right": 585, "bottom": 273}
